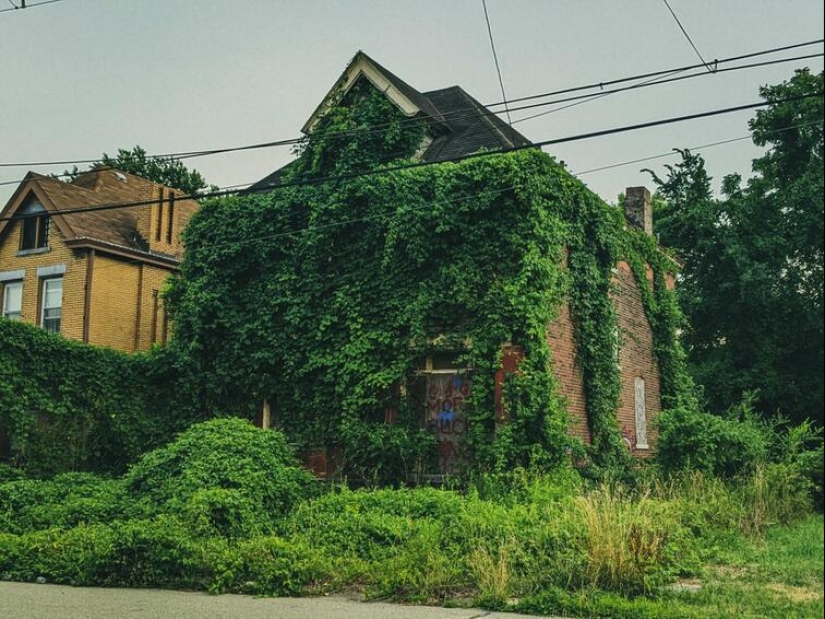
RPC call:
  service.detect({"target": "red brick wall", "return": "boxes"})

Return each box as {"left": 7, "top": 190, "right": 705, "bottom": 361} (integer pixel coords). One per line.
{"left": 612, "top": 261, "right": 661, "bottom": 456}
{"left": 546, "top": 259, "right": 662, "bottom": 455}
{"left": 547, "top": 301, "right": 590, "bottom": 443}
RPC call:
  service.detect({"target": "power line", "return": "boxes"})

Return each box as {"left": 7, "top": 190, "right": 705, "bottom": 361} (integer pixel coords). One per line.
{"left": 0, "top": 0, "right": 65, "bottom": 14}
{"left": 0, "top": 50, "right": 819, "bottom": 193}
{"left": 574, "top": 119, "right": 825, "bottom": 176}
{"left": 0, "top": 55, "right": 819, "bottom": 197}
{"left": 481, "top": 0, "right": 512, "bottom": 125}
{"left": 3, "top": 92, "right": 820, "bottom": 223}
{"left": 510, "top": 51, "right": 822, "bottom": 125}
{"left": 68, "top": 116, "right": 825, "bottom": 281}
{"left": 662, "top": 0, "right": 713, "bottom": 72}
{"left": 1, "top": 38, "right": 820, "bottom": 173}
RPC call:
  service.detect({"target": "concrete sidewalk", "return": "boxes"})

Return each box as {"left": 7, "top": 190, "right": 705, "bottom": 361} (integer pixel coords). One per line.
{"left": 0, "top": 582, "right": 554, "bottom": 618}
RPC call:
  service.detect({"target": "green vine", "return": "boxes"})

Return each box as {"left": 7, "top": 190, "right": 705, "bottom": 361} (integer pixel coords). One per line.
{"left": 0, "top": 78, "right": 694, "bottom": 480}
{"left": 621, "top": 232, "right": 699, "bottom": 411}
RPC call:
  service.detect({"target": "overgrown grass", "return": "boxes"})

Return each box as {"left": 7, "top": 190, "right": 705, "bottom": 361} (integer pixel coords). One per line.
{"left": 0, "top": 420, "right": 820, "bottom": 617}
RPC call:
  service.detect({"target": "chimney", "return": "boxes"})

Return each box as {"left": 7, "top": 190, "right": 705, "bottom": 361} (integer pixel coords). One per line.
{"left": 625, "top": 186, "right": 653, "bottom": 235}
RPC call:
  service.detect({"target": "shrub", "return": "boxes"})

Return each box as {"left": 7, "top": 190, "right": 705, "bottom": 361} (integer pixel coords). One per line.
{"left": 211, "top": 536, "right": 325, "bottom": 596}
{"left": 0, "top": 464, "right": 24, "bottom": 483}
{"left": 0, "top": 473, "right": 127, "bottom": 535}
{"left": 123, "top": 418, "right": 317, "bottom": 532}
{"left": 656, "top": 406, "right": 767, "bottom": 477}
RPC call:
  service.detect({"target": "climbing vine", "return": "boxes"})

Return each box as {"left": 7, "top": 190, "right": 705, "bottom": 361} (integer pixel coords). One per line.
{"left": 165, "top": 80, "right": 694, "bottom": 479}
{"left": 621, "top": 232, "right": 699, "bottom": 411}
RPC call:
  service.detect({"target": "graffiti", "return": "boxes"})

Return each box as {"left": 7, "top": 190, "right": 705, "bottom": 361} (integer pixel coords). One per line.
{"left": 424, "top": 373, "right": 470, "bottom": 473}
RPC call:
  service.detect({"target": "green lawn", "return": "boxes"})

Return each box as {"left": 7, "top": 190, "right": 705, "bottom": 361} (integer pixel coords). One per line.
{"left": 663, "top": 515, "right": 824, "bottom": 619}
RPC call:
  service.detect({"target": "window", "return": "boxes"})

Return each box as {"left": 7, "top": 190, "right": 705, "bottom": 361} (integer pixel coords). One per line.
{"left": 634, "top": 377, "right": 649, "bottom": 449}
{"left": 2, "top": 281, "right": 23, "bottom": 320}
{"left": 41, "top": 278, "right": 62, "bottom": 333}
{"left": 410, "top": 352, "right": 472, "bottom": 474}
{"left": 19, "top": 202, "right": 50, "bottom": 251}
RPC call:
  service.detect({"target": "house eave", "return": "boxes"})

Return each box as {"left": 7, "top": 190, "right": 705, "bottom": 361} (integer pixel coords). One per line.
{"left": 64, "top": 237, "right": 181, "bottom": 270}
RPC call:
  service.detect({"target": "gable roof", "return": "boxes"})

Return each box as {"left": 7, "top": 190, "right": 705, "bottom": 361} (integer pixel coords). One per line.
{"left": 0, "top": 169, "right": 194, "bottom": 267}
{"left": 247, "top": 52, "right": 533, "bottom": 194}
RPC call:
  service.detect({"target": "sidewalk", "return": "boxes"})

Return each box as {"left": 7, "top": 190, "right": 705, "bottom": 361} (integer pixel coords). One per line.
{"left": 0, "top": 582, "right": 555, "bottom": 619}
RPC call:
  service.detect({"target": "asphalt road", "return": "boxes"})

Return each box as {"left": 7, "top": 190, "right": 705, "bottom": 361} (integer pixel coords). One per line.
{"left": 0, "top": 583, "right": 555, "bottom": 619}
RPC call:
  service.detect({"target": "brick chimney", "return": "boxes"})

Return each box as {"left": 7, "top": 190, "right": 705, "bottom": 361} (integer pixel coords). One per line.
{"left": 625, "top": 186, "right": 653, "bottom": 235}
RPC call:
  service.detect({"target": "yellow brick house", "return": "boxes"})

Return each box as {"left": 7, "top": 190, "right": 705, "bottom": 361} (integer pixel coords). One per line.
{"left": 0, "top": 169, "right": 198, "bottom": 352}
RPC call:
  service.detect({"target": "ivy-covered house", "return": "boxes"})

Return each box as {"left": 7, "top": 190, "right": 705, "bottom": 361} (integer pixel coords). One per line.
{"left": 169, "top": 52, "right": 691, "bottom": 479}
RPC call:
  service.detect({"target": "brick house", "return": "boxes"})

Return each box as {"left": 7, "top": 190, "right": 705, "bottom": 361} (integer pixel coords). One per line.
{"left": 0, "top": 169, "right": 197, "bottom": 352}
{"left": 247, "top": 52, "right": 672, "bottom": 474}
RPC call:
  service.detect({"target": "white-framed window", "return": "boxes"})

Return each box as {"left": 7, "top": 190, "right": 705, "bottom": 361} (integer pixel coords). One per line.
{"left": 41, "top": 277, "right": 63, "bottom": 333}
{"left": 2, "top": 281, "right": 23, "bottom": 320}
{"left": 634, "top": 376, "right": 649, "bottom": 449}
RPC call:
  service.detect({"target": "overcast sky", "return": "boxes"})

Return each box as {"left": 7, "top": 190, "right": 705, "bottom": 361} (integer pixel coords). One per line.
{"left": 1, "top": 0, "right": 822, "bottom": 207}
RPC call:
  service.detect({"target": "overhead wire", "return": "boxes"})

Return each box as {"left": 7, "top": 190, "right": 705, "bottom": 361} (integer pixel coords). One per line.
{"left": 0, "top": 0, "right": 65, "bottom": 14}
{"left": 2, "top": 90, "right": 821, "bottom": 224}
{"left": 574, "top": 119, "right": 825, "bottom": 176}
{"left": 82, "top": 116, "right": 825, "bottom": 279}
{"left": 481, "top": 0, "right": 512, "bottom": 125}
{"left": 661, "top": 0, "right": 713, "bottom": 72}
{"left": 0, "top": 37, "right": 820, "bottom": 173}
{"left": 0, "top": 52, "right": 819, "bottom": 195}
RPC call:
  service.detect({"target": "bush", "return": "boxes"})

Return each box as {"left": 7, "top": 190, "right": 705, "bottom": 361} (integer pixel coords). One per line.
{"left": 0, "top": 516, "right": 219, "bottom": 588}
{"left": 124, "top": 418, "right": 317, "bottom": 533}
{"left": 656, "top": 405, "right": 768, "bottom": 477}
{"left": 0, "top": 464, "right": 24, "bottom": 483}
{"left": 0, "top": 473, "right": 127, "bottom": 535}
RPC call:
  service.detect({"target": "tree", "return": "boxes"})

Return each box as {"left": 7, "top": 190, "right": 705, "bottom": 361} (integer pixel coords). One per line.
{"left": 649, "top": 69, "right": 824, "bottom": 425}
{"left": 65, "top": 146, "right": 212, "bottom": 196}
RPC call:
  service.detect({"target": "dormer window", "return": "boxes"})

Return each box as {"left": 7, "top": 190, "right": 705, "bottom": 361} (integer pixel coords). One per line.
{"left": 19, "top": 201, "right": 50, "bottom": 251}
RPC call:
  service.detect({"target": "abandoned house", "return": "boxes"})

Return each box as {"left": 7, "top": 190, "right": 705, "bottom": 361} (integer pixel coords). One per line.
{"left": 233, "top": 51, "right": 676, "bottom": 477}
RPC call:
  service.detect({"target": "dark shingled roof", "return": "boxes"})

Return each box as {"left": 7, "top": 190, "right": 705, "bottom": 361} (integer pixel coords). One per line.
{"left": 420, "top": 86, "right": 531, "bottom": 162}
{"left": 246, "top": 54, "right": 533, "bottom": 194}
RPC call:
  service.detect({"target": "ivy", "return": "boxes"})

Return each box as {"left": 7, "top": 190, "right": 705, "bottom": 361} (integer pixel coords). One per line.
{"left": 166, "top": 78, "right": 696, "bottom": 478}
{"left": 620, "top": 231, "right": 699, "bottom": 412}
{"left": 0, "top": 320, "right": 204, "bottom": 476}
{"left": 0, "top": 79, "right": 695, "bottom": 479}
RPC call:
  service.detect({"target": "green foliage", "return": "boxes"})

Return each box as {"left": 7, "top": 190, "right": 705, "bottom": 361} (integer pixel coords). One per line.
{"left": 167, "top": 145, "right": 582, "bottom": 473}
{"left": 123, "top": 418, "right": 317, "bottom": 532}
{"left": 0, "top": 461, "right": 817, "bottom": 612}
{"left": 166, "top": 76, "right": 692, "bottom": 473}
{"left": 656, "top": 404, "right": 768, "bottom": 478}
{"left": 0, "top": 473, "right": 128, "bottom": 535}
{"left": 513, "top": 586, "right": 690, "bottom": 619}
{"left": 649, "top": 69, "right": 824, "bottom": 426}
{"left": 0, "top": 320, "right": 195, "bottom": 475}
{"left": 64, "top": 145, "right": 213, "bottom": 195}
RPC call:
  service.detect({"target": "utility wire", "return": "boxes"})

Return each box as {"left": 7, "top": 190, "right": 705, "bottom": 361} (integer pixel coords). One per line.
{"left": 0, "top": 47, "right": 814, "bottom": 190}
{"left": 511, "top": 52, "right": 821, "bottom": 125}
{"left": 0, "top": 53, "right": 820, "bottom": 192}
{"left": 574, "top": 119, "right": 825, "bottom": 176}
{"left": 0, "top": 0, "right": 65, "bottom": 14}
{"left": 662, "top": 0, "right": 713, "bottom": 72}
{"left": 2, "top": 92, "right": 820, "bottom": 223}
{"left": 1, "top": 38, "right": 820, "bottom": 172}
{"left": 481, "top": 0, "right": 512, "bottom": 125}
{"left": 0, "top": 49, "right": 819, "bottom": 191}
{"left": 85, "top": 118, "right": 825, "bottom": 278}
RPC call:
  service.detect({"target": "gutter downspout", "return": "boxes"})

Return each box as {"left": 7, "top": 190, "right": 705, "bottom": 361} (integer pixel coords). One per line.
{"left": 82, "top": 249, "right": 95, "bottom": 343}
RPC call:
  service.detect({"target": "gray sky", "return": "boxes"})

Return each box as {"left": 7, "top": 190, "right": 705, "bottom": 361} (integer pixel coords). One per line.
{"left": 1, "top": 0, "right": 822, "bottom": 207}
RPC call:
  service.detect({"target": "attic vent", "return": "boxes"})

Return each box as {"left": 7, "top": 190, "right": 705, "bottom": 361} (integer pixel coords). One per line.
{"left": 114, "top": 172, "right": 127, "bottom": 182}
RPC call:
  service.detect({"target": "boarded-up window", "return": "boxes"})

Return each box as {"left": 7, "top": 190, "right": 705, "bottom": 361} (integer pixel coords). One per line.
{"left": 634, "top": 377, "right": 649, "bottom": 449}
{"left": 409, "top": 354, "right": 471, "bottom": 474}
